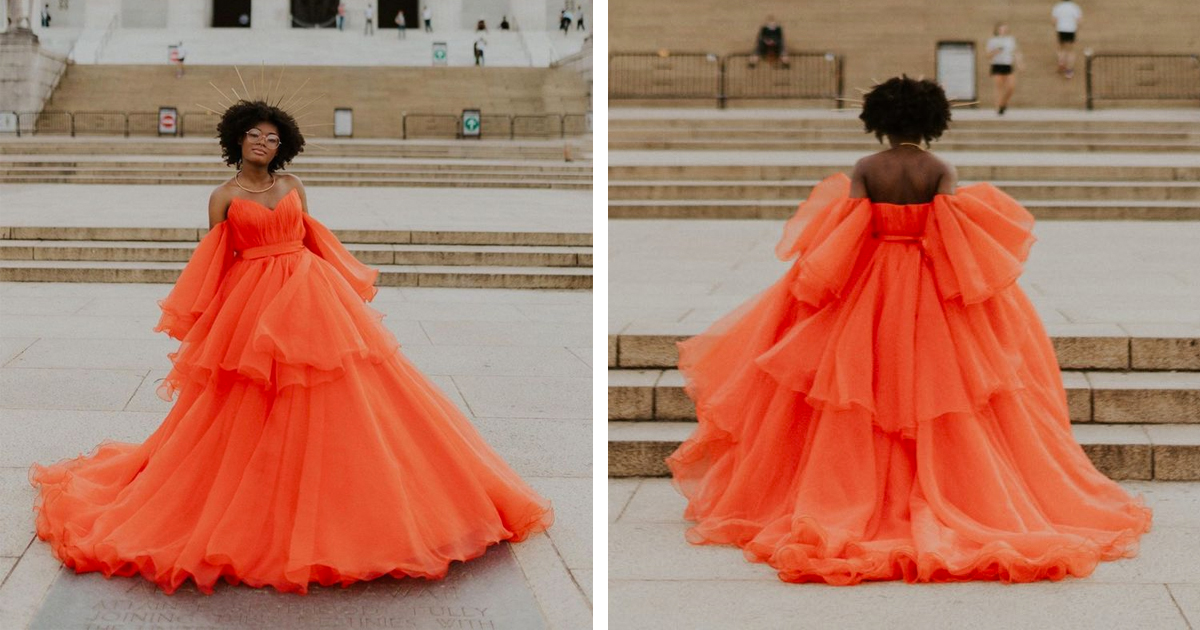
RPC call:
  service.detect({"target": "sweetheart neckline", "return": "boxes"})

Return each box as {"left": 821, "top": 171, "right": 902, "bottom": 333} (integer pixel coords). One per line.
{"left": 231, "top": 187, "right": 298, "bottom": 213}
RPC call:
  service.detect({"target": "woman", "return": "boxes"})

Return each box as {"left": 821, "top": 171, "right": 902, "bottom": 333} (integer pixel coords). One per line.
{"left": 666, "top": 76, "right": 1151, "bottom": 585}
{"left": 987, "top": 22, "right": 1020, "bottom": 114}
{"left": 28, "top": 99, "right": 554, "bottom": 595}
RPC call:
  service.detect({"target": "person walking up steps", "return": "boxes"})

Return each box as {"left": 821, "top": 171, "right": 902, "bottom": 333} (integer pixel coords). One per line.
{"left": 987, "top": 22, "right": 1021, "bottom": 114}
{"left": 1051, "top": 0, "right": 1083, "bottom": 78}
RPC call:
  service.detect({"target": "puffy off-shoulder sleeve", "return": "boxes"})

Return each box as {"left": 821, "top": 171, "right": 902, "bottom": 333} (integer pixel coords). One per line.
{"left": 301, "top": 212, "right": 380, "bottom": 302}
{"left": 154, "top": 221, "right": 235, "bottom": 341}
{"left": 775, "top": 173, "right": 872, "bottom": 307}
{"left": 925, "top": 183, "right": 1036, "bottom": 305}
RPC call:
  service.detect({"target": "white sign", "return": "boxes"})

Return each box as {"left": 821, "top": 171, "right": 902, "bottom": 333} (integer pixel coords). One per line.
{"left": 158, "top": 107, "right": 178, "bottom": 135}
{"left": 432, "top": 42, "right": 448, "bottom": 66}
{"left": 461, "top": 109, "right": 481, "bottom": 137}
{"left": 936, "top": 42, "right": 976, "bottom": 102}
{"left": 0, "top": 112, "right": 17, "bottom": 134}
{"left": 334, "top": 108, "right": 353, "bottom": 137}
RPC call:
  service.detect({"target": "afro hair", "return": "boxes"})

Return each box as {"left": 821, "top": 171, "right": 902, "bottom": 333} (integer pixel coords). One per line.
{"left": 859, "top": 75, "right": 952, "bottom": 146}
{"left": 216, "top": 100, "right": 305, "bottom": 173}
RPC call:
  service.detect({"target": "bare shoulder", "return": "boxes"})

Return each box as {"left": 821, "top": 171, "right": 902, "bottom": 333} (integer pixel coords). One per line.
{"left": 207, "top": 180, "right": 236, "bottom": 227}
{"left": 929, "top": 152, "right": 958, "bottom": 194}
{"left": 279, "top": 173, "right": 310, "bottom": 214}
{"left": 848, "top": 154, "right": 875, "bottom": 198}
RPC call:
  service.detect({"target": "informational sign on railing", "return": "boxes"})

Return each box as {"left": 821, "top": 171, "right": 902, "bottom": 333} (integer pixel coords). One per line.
{"left": 935, "top": 41, "right": 977, "bottom": 103}
{"left": 157, "top": 107, "right": 178, "bottom": 136}
{"left": 432, "top": 42, "right": 448, "bottom": 66}
{"left": 461, "top": 109, "right": 482, "bottom": 138}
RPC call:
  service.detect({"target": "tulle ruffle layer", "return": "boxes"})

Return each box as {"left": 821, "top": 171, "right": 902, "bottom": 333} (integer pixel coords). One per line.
{"left": 30, "top": 351, "right": 554, "bottom": 595}
{"left": 155, "top": 247, "right": 400, "bottom": 401}
{"left": 666, "top": 174, "right": 1152, "bottom": 585}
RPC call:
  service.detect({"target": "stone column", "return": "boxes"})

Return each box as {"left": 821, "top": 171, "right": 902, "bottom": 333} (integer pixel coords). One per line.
{"left": 6, "top": 0, "right": 32, "bottom": 31}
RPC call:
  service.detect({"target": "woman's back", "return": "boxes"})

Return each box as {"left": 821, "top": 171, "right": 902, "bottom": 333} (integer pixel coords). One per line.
{"left": 851, "top": 148, "right": 957, "bottom": 205}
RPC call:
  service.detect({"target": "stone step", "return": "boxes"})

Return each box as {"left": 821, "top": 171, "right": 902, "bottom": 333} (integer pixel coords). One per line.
{"left": 608, "top": 164, "right": 1200, "bottom": 182}
{"left": 608, "top": 199, "right": 1200, "bottom": 220}
{"left": 0, "top": 160, "right": 592, "bottom": 176}
{"left": 0, "top": 139, "right": 584, "bottom": 161}
{"left": 1, "top": 226, "right": 593, "bottom": 247}
{"left": 607, "top": 421, "right": 1200, "bottom": 480}
{"left": 608, "top": 180, "right": 1200, "bottom": 201}
{"left": 0, "top": 260, "right": 593, "bottom": 289}
{"left": 609, "top": 117, "right": 1200, "bottom": 133}
{"left": 608, "top": 369, "right": 1200, "bottom": 425}
{"left": 607, "top": 127, "right": 1200, "bottom": 143}
{"left": 607, "top": 138, "right": 1200, "bottom": 153}
{"left": 0, "top": 174, "right": 592, "bottom": 189}
{"left": 0, "top": 240, "right": 593, "bottom": 267}
{"left": 607, "top": 328, "right": 1200, "bottom": 371}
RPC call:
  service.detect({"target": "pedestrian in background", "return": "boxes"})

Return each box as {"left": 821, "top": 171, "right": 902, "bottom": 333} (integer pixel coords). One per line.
{"left": 1051, "top": 0, "right": 1082, "bottom": 78}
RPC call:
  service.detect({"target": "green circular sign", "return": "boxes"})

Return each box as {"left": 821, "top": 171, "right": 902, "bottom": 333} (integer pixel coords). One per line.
{"left": 434, "top": 49, "right": 446, "bottom": 60}
{"left": 464, "top": 117, "right": 479, "bottom": 131}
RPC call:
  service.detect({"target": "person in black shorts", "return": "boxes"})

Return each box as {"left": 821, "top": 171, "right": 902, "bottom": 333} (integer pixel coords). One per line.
{"left": 986, "top": 23, "right": 1020, "bottom": 114}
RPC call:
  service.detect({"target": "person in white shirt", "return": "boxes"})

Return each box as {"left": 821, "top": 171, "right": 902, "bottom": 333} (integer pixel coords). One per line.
{"left": 473, "top": 37, "right": 487, "bottom": 66}
{"left": 395, "top": 10, "right": 406, "bottom": 39}
{"left": 423, "top": 6, "right": 432, "bottom": 32}
{"left": 364, "top": 3, "right": 374, "bottom": 36}
{"left": 986, "top": 23, "right": 1020, "bottom": 115}
{"left": 1051, "top": 0, "right": 1083, "bottom": 78}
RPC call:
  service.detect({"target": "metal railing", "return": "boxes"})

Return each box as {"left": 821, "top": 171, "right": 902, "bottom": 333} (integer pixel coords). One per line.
{"left": 722, "top": 52, "right": 843, "bottom": 106}
{"left": 610, "top": 51, "right": 844, "bottom": 108}
{"left": 1086, "top": 53, "right": 1200, "bottom": 109}
{"left": 609, "top": 52, "right": 721, "bottom": 101}
{"left": 0, "top": 111, "right": 590, "bottom": 139}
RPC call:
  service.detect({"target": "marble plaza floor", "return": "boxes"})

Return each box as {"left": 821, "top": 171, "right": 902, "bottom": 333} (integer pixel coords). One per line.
{"left": 610, "top": 478, "right": 1200, "bottom": 630}
{"left": 0, "top": 282, "right": 592, "bottom": 629}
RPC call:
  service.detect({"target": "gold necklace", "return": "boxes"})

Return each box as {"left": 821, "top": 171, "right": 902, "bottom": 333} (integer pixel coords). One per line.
{"left": 235, "top": 172, "right": 276, "bottom": 194}
{"left": 898, "top": 142, "right": 926, "bottom": 151}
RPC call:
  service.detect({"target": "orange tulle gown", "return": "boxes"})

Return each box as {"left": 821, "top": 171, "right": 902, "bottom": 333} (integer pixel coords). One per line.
{"left": 28, "top": 188, "right": 554, "bottom": 595}
{"left": 666, "top": 173, "right": 1152, "bottom": 585}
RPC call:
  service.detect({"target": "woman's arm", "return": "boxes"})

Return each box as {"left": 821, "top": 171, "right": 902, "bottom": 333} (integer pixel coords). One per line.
{"left": 936, "top": 159, "right": 958, "bottom": 195}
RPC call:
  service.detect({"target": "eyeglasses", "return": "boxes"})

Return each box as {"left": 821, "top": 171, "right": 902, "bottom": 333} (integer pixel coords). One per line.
{"left": 244, "top": 129, "right": 282, "bottom": 149}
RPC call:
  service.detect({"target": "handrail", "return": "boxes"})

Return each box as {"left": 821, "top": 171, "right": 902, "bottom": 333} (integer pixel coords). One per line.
{"left": 1085, "top": 52, "right": 1200, "bottom": 109}
{"left": 1, "top": 110, "right": 590, "bottom": 140}
{"left": 609, "top": 50, "right": 844, "bottom": 108}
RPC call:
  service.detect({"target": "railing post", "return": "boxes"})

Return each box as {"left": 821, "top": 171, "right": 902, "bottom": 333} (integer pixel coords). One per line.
{"left": 69, "top": 113, "right": 75, "bottom": 137}
{"left": 124, "top": 113, "right": 129, "bottom": 137}
{"left": 510, "top": 115, "right": 515, "bottom": 140}
{"left": 401, "top": 113, "right": 407, "bottom": 140}
{"left": 836, "top": 55, "right": 845, "bottom": 109}
{"left": 1085, "top": 53, "right": 1094, "bottom": 110}
{"left": 717, "top": 55, "right": 727, "bottom": 109}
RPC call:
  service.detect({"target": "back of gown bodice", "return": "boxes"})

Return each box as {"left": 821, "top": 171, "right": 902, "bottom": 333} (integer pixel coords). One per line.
{"left": 870, "top": 201, "right": 932, "bottom": 239}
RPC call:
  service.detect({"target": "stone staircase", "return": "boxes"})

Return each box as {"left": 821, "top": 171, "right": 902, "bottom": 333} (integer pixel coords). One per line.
{"left": 609, "top": 111, "right": 1200, "bottom": 221}
{"left": 0, "top": 136, "right": 592, "bottom": 290}
{"left": 0, "top": 225, "right": 592, "bottom": 289}
{"left": 608, "top": 328, "right": 1200, "bottom": 480}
